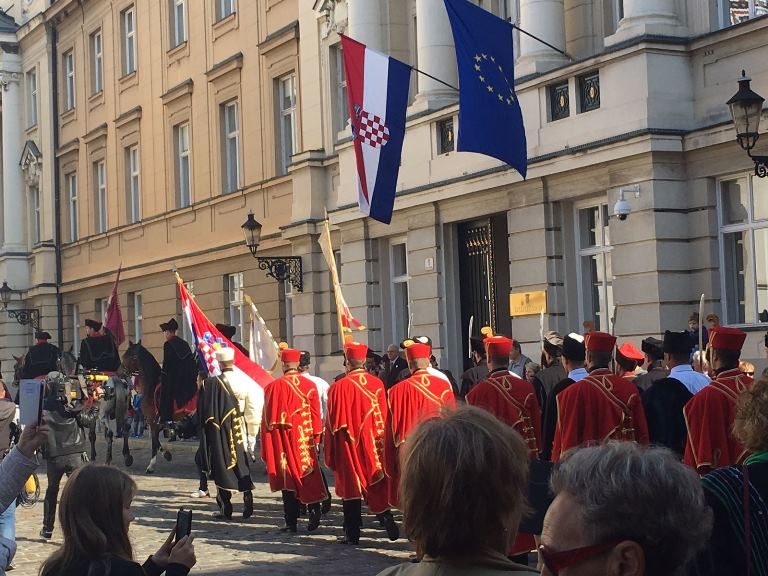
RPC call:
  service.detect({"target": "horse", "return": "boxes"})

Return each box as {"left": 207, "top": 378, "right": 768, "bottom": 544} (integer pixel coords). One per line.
{"left": 122, "top": 341, "right": 177, "bottom": 474}
{"left": 59, "top": 351, "right": 134, "bottom": 468}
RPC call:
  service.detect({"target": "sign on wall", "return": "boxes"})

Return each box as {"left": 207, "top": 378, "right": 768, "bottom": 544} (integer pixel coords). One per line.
{"left": 509, "top": 290, "right": 547, "bottom": 317}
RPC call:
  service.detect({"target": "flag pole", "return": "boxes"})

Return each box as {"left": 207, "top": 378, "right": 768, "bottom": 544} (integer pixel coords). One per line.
{"left": 698, "top": 293, "right": 705, "bottom": 373}
{"left": 323, "top": 217, "right": 348, "bottom": 350}
{"left": 510, "top": 23, "right": 574, "bottom": 61}
{"left": 412, "top": 67, "right": 459, "bottom": 92}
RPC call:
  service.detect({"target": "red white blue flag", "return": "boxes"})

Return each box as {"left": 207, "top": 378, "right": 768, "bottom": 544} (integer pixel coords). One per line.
{"left": 342, "top": 35, "right": 411, "bottom": 225}
{"left": 176, "top": 274, "right": 271, "bottom": 388}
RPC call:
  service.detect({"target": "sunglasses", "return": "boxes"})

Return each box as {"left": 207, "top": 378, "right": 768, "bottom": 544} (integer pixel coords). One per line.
{"left": 538, "top": 541, "right": 619, "bottom": 575}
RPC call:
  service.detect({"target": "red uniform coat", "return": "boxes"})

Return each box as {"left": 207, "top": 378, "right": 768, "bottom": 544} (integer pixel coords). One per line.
{"left": 260, "top": 370, "right": 328, "bottom": 504}
{"left": 683, "top": 368, "right": 752, "bottom": 473}
{"left": 324, "top": 369, "right": 389, "bottom": 513}
{"left": 384, "top": 370, "right": 456, "bottom": 508}
{"left": 551, "top": 368, "right": 649, "bottom": 462}
{"left": 466, "top": 369, "right": 542, "bottom": 457}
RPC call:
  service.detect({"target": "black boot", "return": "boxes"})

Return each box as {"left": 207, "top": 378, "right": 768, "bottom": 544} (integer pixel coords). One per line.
{"left": 307, "top": 503, "right": 321, "bottom": 532}
{"left": 215, "top": 491, "right": 233, "bottom": 520}
{"left": 41, "top": 499, "right": 55, "bottom": 539}
{"left": 379, "top": 510, "right": 400, "bottom": 541}
{"left": 243, "top": 490, "right": 253, "bottom": 519}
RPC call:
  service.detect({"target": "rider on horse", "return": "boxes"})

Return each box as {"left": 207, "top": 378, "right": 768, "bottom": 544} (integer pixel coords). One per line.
{"left": 21, "top": 332, "right": 60, "bottom": 380}
{"left": 159, "top": 319, "right": 198, "bottom": 424}
{"left": 78, "top": 319, "right": 121, "bottom": 374}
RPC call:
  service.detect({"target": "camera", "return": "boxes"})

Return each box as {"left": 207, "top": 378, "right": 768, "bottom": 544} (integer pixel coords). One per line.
{"left": 614, "top": 196, "right": 631, "bottom": 221}
{"left": 46, "top": 373, "right": 86, "bottom": 411}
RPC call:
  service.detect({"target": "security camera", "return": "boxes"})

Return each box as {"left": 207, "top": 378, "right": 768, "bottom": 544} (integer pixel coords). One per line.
{"left": 614, "top": 191, "right": 631, "bottom": 221}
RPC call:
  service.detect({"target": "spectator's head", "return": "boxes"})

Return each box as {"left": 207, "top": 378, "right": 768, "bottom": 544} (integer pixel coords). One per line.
{"left": 641, "top": 337, "right": 663, "bottom": 365}
{"left": 525, "top": 362, "right": 542, "bottom": 384}
{"left": 429, "top": 355, "right": 439, "bottom": 369}
{"left": 469, "top": 337, "right": 486, "bottom": 366}
{"left": 709, "top": 327, "right": 746, "bottom": 372}
{"left": 542, "top": 331, "right": 563, "bottom": 367}
{"left": 542, "top": 443, "right": 711, "bottom": 576}
{"left": 739, "top": 360, "right": 755, "bottom": 377}
{"left": 401, "top": 406, "right": 529, "bottom": 559}
{"left": 688, "top": 311, "right": 700, "bottom": 332}
{"left": 734, "top": 375, "right": 768, "bottom": 453}
{"left": 692, "top": 350, "right": 710, "bottom": 376}
{"left": 40, "top": 465, "right": 137, "bottom": 576}
{"left": 560, "top": 333, "right": 586, "bottom": 372}
{"left": 662, "top": 331, "right": 692, "bottom": 369}
{"left": 386, "top": 344, "right": 400, "bottom": 361}
{"left": 584, "top": 332, "right": 615, "bottom": 371}
{"left": 705, "top": 313, "right": 720, "bottom": 330}
{"left": 298, "top": 351, "right": 311, "bottom": 373}
{"left": 509, "top": 339, "right": 522, "bottom": 361}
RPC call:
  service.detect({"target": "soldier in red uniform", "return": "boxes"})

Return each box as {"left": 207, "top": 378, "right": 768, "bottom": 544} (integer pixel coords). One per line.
{"left": 261, "top": 344, "right": 328, "bottom": 533}
{"left": 551, "top": 331, "right": 649, "bottom": 462}
{"left": 324, "top": 342, "right": 398, "bottom": 545}
{"left": 384, "top": 339, "right": 455, "bottom": 509}
{"left": 683, "top": 326, "right": 753, "bottom": 474}
{"left": 465, "top": 332, "right": 542, "bottom": 559}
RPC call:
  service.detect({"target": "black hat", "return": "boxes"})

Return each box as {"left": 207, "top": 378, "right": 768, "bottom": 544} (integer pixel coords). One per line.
{"left": 160, "top": 318, "right": 179, "bottom": 332}
{"left": 215, "top": 323, "right": 236, "bottom": 340}
{"left": 299, "top": 350, "right": 311, "bottom": 368}
{"left": 663, "top": 331, "right": 692, "bottom": 355}
{"left": 764, "top": 332, "right": 768, "bottom": 348}
{"left": 401, "top": 335, "right": 433, "bottom": 349}
{"left": 641, "top": 337, "right": 664, "bottom": 358}
{"left": 562, "top": 333, "right": 586, "bottom": 362}
{"left": 84, "top": 319, "right": 102, "bottom": 331}
{"left": 35, "top": 331, "right": 52, "bottom": 340}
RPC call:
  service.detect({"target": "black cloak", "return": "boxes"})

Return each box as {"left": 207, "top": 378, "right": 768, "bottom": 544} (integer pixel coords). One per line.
{"left": 641, "top": 377, "right": 693, "bottom": 457}
{"left": 159, "top": 336, "right": 198, "bottom": 421}
{"left": 21, "top": 342, "right": 60, "bottom": 379}
{"left": 78, "top": 334, "right": 120, "bottom": 372}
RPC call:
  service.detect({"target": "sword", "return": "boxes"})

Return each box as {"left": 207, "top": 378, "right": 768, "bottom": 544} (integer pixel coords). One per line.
{"left": 468, "top": 315, "right": 474, "bottom": 360}
{"left": 698, "top": 293, "right": 705, "bottom": 373}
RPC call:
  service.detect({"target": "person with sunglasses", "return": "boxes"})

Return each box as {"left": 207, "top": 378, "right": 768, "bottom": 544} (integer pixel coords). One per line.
{"left": 539, "top": 442, "right": 711, "bottom": 576}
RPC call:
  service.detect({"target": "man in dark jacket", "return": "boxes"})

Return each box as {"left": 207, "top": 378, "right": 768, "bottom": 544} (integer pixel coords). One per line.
{"left": 460, "top": 338, "right": 489, "bottom": 398}
{"left": 21, "top": 332, "right": 60, "bottom": 379}
{"left": 532, "top": 331, "right": 566, "bottom": 419}
{"left": 159, "top": 319, "right": 198, "bottom": 423}
{"left": 633, "top": 337, "right": 668, "bottom": 392}
{"left": 78, "top": 319, "right": 121, "bottom": 372}
{"left": 39, "top": 371, "right": 95, "bottom": 539}
{"left": 382, "top": 344, "right": 408, "bottom": 390}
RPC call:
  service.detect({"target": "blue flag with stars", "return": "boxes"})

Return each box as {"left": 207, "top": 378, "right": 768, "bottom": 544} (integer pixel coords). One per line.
{"left": 444, "top": 0, "right": 527, "bottom": 178}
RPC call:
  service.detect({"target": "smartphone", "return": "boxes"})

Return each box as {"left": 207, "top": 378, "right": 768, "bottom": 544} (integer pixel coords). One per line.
{"left": 19, "top": 380, "right": 44, "bottom": 426}
{"left": 175, "top": 509, "right": 192, "bottom": 542}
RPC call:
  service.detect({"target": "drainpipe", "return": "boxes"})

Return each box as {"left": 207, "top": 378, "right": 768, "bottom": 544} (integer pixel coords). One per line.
{"left": 48, "top": 20, "right": 63, "bottom": 350}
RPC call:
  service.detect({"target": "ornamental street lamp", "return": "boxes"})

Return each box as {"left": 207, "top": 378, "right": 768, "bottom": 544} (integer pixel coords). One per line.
{"left": 241, "top": 212, "right": 303, "bottom": 292}
{"left": 727, "top": 70, "right": 768, "bottom": 178}
{"left": 0, "top": 281, "right": 40, "bottom": 330}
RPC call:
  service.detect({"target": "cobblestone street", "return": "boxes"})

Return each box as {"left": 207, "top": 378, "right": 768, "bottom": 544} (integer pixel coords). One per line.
{"left": 11, "top": 437, "right": 411, "bottom": 575}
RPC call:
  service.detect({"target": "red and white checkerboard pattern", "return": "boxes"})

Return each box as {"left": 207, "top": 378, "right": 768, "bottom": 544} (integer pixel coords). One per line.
{"left": 200, "top": 341, "right": 221, "bottom": 376}
{"left": 358, "top": 111, "right": 390, "bottom": 149}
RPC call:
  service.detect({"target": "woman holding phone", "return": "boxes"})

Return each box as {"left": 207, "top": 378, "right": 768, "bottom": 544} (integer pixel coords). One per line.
{"left": 38, "top": 464, "right": 196, "bottom": 576}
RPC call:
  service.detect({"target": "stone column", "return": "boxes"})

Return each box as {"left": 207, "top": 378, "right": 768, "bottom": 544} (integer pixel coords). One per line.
{"left": 413, "top": 0, "right": 458, "bottom": 111}
{"left": 1, "top": 65, "right": 25, "bottom": 253}
{"left": 347, "top": 0, "right": 384, "bottom": 52}
{"left": 516, "top": 0, "right": 568, "bottom": 77}
{"left": 605, "top": 0, "right": 686, "bottom": 46}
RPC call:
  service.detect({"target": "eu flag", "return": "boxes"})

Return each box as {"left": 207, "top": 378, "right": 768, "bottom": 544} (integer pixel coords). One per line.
{"left": 444, "top": 0, "right": 527, "bottom": 178}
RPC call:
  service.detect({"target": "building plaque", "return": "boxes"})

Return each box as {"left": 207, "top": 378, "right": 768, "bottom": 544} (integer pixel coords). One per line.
{"left": 509, "top": 290, "right": 547, "bottom": 317}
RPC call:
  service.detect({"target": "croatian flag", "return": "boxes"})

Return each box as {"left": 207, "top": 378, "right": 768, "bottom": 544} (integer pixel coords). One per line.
{"left": 176, "top": 274, "right": 272, "bottom": 389}
{"left": 342, "top": 35, "right": 411, "bottom": 225}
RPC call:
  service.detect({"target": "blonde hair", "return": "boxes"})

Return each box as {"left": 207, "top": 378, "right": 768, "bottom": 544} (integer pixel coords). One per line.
{"left": 400, "top": 406, "right": 529, "bottom": 559}
{"left": 739, "top": 360, "right": 755, "bottom": 375}
{"left": 734, "top": 375, "right": 768, "bottom": 453}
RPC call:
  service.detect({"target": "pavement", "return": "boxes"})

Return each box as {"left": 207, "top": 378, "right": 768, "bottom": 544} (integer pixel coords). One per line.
{"left": 10, "top": 435, "right": 413, "bottom": 575}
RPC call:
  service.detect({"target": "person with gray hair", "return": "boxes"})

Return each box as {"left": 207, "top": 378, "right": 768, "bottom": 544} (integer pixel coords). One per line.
{"left": 539, "top": 442, "right": 712, "bottom": 576}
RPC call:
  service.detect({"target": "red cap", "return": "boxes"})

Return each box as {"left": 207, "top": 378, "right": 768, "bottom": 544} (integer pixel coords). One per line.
{"left": 709, "top": 326, "right": 747, "bottom": 351}
{"left": 617, "top": 342, "right": 644, "bottom": 362}
{"left": 484, "top": 335, "right": 513, "bottom": 358}
{"left": 279, "top": 344, "right": 301, "bottom": 364}
{"left": 344, "top": 342, "right": 368, "bottom": 361}
{"left": 584, "top": 331, "right": 617, "bottom": 353}
{"left": 404, "top": 341, "right": 431, "bottom": 361}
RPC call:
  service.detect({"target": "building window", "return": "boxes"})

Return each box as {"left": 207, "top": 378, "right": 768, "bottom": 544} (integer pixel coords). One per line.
{"left": 475, "top": 0, "right": 508, "bottom": 18}
{"left": 131, "top": 292, "right": 143, "bottom": 341}
{"left": 126, "top": 145, "right": 141, "bottom": 223}
{"left": 331, "top": 44, "right": 348, "bottom": 137}
{"left": 221, "top": 101, "right": 240, "bottom": 194}
{"left": 578, "top": 71, "right": 600, "bottom": 113}
{"left": 226, "top": 272, "right": 246, "bottom": 340}
{"left": 95, "top": 160, "right": 107, "bottom": 233}
{"left": 277, "top": 73, "right": 298, "bottom": 176}
{"left": 720, "top": 175, "right": 768, "bottom": 325}
{"left": 181, "top": 281, "right": 194, "bottom": 345}
{"left": 31, "top": 187, "right": 41, "bottom": 245}
{"left": 95, "top": 298, "right": 108, "bottom": 324}
{"left": 121, "top": 6, "right": 136, "bottom": 76}
{"left": 26, "top": 69, "right": 37, "bottom": 127}
{"left": 437, "top": 117, "right": 455, "bottom": 155}
{"left": 72, "top": 304, "right": 81, "bottom": 356}
{"left": 67, "top": 173, "right": 78, "bottom": 242}
{"left": 549, "top": 80, "right": 570, "bottom": 121}
{"left": 720, "top": 0, "right": 768, "bottom": 27}
{"left": 576, "top": 203, "right": 614, "bottom": 333}
{"left": 170, "top": 0, "right": 187, "bottom": 48}
{"left": 63, "top": 50, "right": 75, "bottom": 111}
{"left": 90, "top": 30, "right": 103, "bottom": 94}
{"left": 216, "top": 0, "right": 236, "bottom": 20}
{"left": 390, "top": 241, "right": 411, "bottom": 342}
{"left": 174, "top": 122, "right": 191, "bottom": 208}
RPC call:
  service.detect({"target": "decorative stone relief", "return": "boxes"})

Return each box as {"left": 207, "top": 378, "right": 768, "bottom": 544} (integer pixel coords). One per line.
{"left": 0, "top": 71, "right": 20, "bottom": 91}
{"left": 318, "top": 0, "right": 347, "bottom": 39}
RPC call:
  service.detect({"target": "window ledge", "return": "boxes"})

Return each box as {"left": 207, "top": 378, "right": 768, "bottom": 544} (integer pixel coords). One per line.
{"left": 119, "top": 70, "right": 139, "bottom": 93}
{"left": 24, "top": 123, "right": 38, "bottom": 136}
{"left": 88, "top": 90, "right": 104, "bottom": 111}
{"left": 167, "top": 41, "right": 189, "bottom": 65}
{"left": 60, "top": 107, "right": 76, "bottom": 126}
{"left": 213, "top": 12, "right": 238, "bottom": 40}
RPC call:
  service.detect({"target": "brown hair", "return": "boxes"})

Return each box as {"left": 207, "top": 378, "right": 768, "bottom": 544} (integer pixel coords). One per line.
{"left": 734, "top": 375, "right": 768, "bottom": 453}
{"left": 400, "top": 406, "right": 529, "bottom": 559}
{"left": 39, "top": 465, "right": 137, "bottom": 576}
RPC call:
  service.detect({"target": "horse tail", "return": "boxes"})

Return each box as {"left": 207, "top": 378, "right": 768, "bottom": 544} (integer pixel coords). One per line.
{"left": 112, "top": 376, "right": 130, "bottom": 425}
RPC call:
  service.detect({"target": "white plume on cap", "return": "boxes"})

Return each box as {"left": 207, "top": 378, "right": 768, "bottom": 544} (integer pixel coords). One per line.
{"left": 567, "top": 332, "right": 585, "bottom": 343}
{"left": 215, "top": 347, "right": 235, "bottom": 363}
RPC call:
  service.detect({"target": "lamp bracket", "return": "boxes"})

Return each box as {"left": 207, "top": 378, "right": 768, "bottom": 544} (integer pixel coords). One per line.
{"left": 748, "top": 150, "right": 768, "bottom": 178}
{"left": 256, "top": 256, "right": 304, "bottom": 292}
{"left": 6, "top": 308, "right": 40, "bottom": 329}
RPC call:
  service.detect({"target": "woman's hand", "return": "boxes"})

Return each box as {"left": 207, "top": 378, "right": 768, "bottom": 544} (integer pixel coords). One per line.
{"left": 168, "top": 535, "right": 196, "bottom": 569}
{"left": 17, "top": 418, "right": 49, "bottom": 459}
{"left": 150, "top": 529, "right": 176, "bottom": 569}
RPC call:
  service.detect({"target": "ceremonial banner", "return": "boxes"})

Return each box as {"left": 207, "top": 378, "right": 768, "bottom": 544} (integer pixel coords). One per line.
{"left": 245, "top": 294, "right": 280, "bottom": 372}
{"left": 318, "top": 218, "right": 366, "bottom": 347}
{"left": 176, "top": 274, "right": 271, "bottom": 388}
{"left": 103, "top": 264, "right": 126, "bottom": 346}
{"left": 341, "top": 34, "right": 411, "bottom": 224}
{"left": 444, "top": 0, "right": 528, "bottom": 177}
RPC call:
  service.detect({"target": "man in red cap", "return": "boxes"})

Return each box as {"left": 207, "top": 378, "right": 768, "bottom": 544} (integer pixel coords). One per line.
{"left": 384, "top": 339, "right": 455, "bottom": 508}
{"left": 261, "top": 344, "right": 328, "bottom": 532}
{"left": 324, "top": 342, "right": 398, "bottom": 545}
{"left": 683, "top": 326, "right": 753, "bottom": 474}
{"left": 551, "top": 331, "right": 649, "bottom": 462}
{"left": 614, "top": 342, "right": 644, "bottom": 379}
